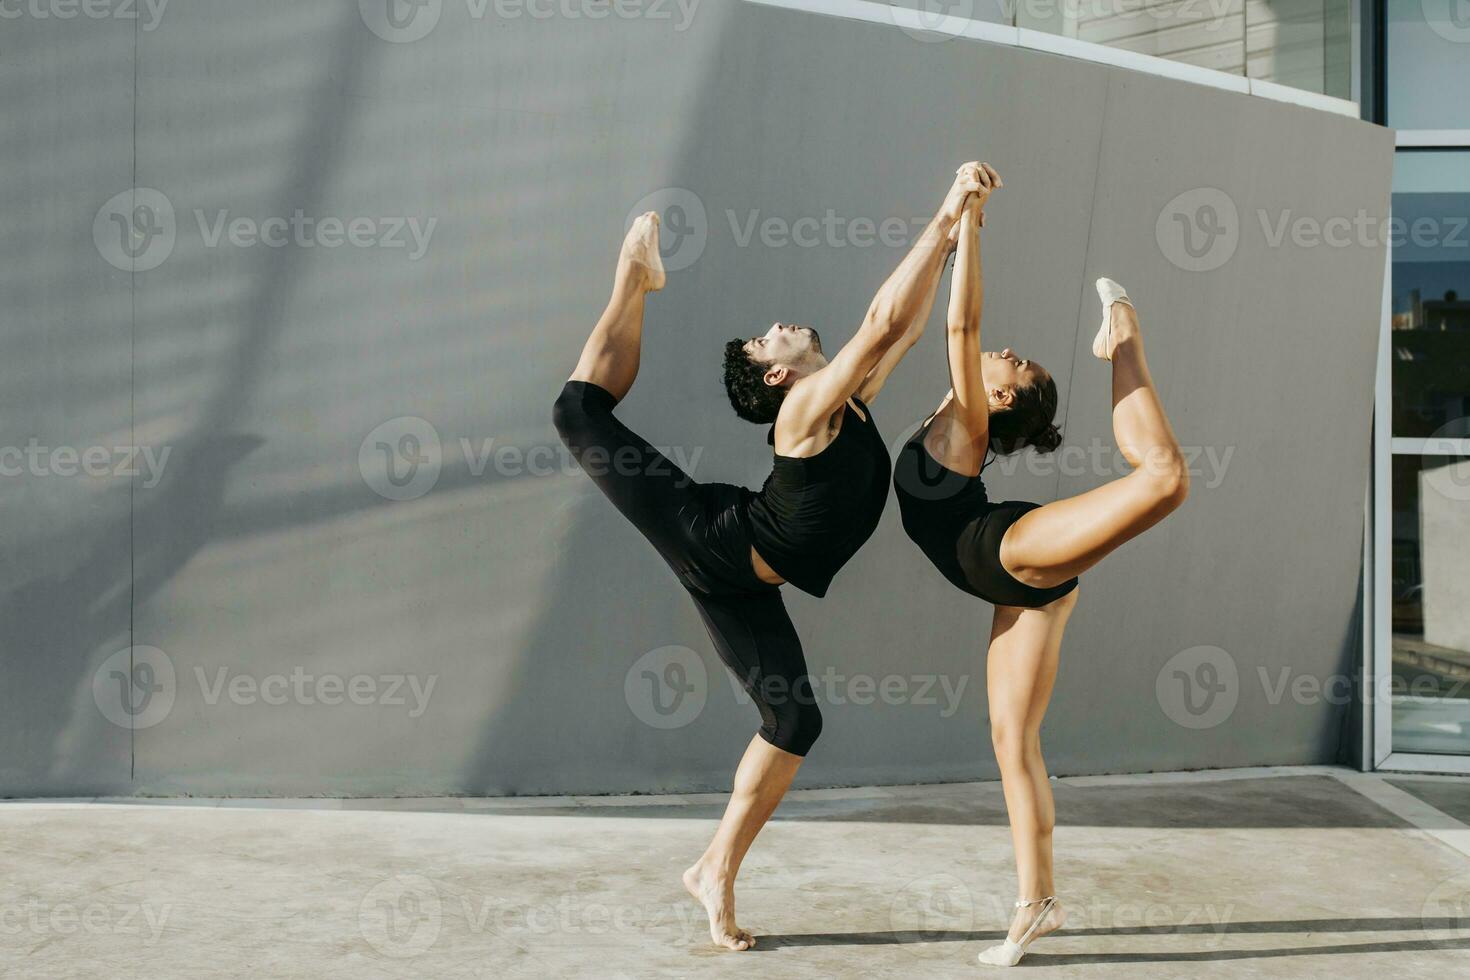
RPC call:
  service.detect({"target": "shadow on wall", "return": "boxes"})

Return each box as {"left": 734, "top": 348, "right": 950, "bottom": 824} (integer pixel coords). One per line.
{"left": 0, "top": 2, "right": 1387, "bottom": 797}
{"left": 94, "top": 4, "right": 736, "bottom": 796}
{"left": 0, "top": 436, "right": 262, "bottom": 791}
{"left": 0, "top": 3, "right": 371, "bottom": 794}
{"left": 460, "top": 18, "right": 736, "bottom": 796}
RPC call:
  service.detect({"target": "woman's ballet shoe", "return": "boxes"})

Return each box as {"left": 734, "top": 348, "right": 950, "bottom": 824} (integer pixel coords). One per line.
{"left": 1092, "top": 277, "right": 1133, "bottom": 361}
{"left": 977, "top": 896, "right": 1065, "bottom": 968}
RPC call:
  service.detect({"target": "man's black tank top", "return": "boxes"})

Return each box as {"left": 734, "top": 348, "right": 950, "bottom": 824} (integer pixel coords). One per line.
{"left": 739, "top": 398, "right": 891, "bottom": 598}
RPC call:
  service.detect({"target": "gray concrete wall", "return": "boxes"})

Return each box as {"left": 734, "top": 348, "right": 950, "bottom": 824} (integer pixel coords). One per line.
{"left": 0, "top": 0, "right": 1392, "bottom": 797}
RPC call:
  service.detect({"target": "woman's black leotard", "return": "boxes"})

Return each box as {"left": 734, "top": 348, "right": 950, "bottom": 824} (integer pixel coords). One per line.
{"left": 893, "top": 419, "right": 1078, "bottom": 609}
{"left": 552, "top": 381, "right": 890, "bottom": 756}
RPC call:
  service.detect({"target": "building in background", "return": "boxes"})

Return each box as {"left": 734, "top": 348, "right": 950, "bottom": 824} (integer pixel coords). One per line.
{"left": 1037, "top": 0, "right": 1354, "bottom": 98}
{"left": 895, "top": 0, "right": 1358, "bottom": 98}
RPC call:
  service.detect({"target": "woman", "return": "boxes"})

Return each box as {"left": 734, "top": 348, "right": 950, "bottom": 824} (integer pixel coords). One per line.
{"left": 552, "top": 165, "right": 981, "bottom": 950}
{"left": 892, "top": 167, "right": 1190, "bottom": 967}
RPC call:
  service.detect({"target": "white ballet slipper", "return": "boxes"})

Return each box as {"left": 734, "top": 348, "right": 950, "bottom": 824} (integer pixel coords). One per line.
{"left": 976, "top": 938, "right": 1026, "bottom": 967}
{"left": 1092, "top": 277, "right": 1133, "bottom": 361}
{"left": 977, "top": 896, "right": 1064, "bottom": 968}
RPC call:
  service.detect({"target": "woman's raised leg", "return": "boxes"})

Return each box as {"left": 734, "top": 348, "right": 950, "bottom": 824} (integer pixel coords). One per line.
{"left": 999, "top": 289, "right": 1189, "bottom": 590}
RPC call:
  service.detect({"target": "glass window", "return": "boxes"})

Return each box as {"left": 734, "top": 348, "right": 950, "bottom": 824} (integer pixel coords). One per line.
{"left": 1389, "top": 152, "right": 1470, "bottom": 438}
{"left": 1387, "top": 0, "right": 1470, "bottom": 129}
{"left": 1390, "top": 453, "right": 1470, "bottom": 755}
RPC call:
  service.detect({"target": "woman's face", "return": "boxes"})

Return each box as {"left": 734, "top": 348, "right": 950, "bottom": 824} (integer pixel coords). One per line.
{"left": 982, "top": 348, "right": 1048, "bottom": 401}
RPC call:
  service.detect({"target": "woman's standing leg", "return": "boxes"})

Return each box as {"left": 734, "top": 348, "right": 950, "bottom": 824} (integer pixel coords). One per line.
{"left": 998, "top": 290, "right": 1189, "bottom": 589}
{"left": 981, "top": 589, "right": 1077, "bottom": 962}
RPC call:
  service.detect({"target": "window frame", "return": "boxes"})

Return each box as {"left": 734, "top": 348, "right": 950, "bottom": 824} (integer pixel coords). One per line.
{"left": 1369, "top": 128, "right": 1470, "bottom": 774}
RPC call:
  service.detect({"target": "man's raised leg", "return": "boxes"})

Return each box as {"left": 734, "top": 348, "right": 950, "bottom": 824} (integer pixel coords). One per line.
{"left": 569, "top": 211, "right": 666, "bottom": 400}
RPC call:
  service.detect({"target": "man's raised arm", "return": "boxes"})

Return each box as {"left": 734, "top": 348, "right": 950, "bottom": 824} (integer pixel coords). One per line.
{"left": 781, "top": 164, "right": 987, "bottom": 434}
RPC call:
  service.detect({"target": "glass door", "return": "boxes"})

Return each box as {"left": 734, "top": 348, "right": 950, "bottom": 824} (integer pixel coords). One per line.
{"left": 1378, "top": 147, "right": 1470, "bottom": 768}
{"left": 1371, "top": 1, "right": 1470, "bottom": 772}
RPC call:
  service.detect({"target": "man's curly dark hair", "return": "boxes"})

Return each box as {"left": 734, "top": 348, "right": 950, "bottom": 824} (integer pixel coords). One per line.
{"left": 722, "top": 338, "right": 787, "bottom": 424}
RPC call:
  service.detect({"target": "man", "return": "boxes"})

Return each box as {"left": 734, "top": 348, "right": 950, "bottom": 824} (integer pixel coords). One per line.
{"left": 552, "top": 164, "right": 984, "bottom": 949}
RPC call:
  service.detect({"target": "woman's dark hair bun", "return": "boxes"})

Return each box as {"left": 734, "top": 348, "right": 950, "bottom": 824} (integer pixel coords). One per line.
{"left": 1029, "top": 422, "right": 1063, "bottom": 454}
{"left": 987, "top": 372, "right": 1062, "bottom": 456}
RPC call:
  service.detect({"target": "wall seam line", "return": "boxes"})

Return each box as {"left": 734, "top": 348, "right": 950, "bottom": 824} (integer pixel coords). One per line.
{"left": 1055, "top": 74, "right": 1111, "bottom": 506}
{"left": 129, "top": 9, "right": 139, "bottom": 784}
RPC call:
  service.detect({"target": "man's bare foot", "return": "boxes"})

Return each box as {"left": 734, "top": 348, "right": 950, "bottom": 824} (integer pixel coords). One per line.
{"left": 619, "top": 210, "right": 666, "bottom": 292}
{"left": 682, "top": 862, "right": 754, "bottom": 951}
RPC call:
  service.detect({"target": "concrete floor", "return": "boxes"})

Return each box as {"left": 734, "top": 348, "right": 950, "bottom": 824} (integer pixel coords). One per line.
{"left": 4, "top": 768, "right": 1470, "bottom": 978}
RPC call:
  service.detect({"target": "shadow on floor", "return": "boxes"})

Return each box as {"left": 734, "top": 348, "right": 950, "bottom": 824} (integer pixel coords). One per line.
{"left": 1025, "top": 936, "right": 1470, "bottom": 965}
{"left": 755, "top": 917, "right": 1470, "bottom": 962}
{"left": 423, "top": 775, "right": 1420, "bottom": 830}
